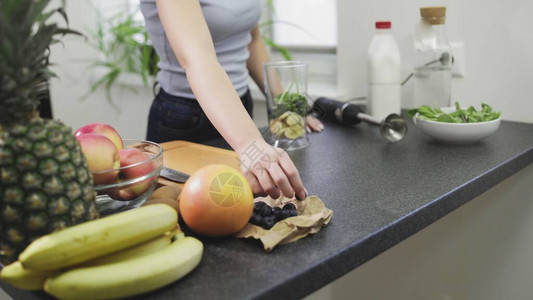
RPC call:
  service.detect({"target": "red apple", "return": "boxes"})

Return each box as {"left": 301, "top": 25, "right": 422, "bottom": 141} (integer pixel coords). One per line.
{"left": 118, "top": 148, "right": 156, "bottom": 196}
{"left": 74, "top": 122, "right": 124, "bottom": 150}
{"left": 76, "top": 133, "right": 120, "bottom": 185}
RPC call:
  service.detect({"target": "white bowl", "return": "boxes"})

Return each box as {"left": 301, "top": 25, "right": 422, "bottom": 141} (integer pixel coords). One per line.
{"left": 413, "top": 107, "right": 501, "bottom": 144}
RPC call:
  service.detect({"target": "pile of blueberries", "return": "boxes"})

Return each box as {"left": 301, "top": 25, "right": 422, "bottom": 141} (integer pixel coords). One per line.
{"left": 249, "top": 201, "right": 298, "bottom": 230}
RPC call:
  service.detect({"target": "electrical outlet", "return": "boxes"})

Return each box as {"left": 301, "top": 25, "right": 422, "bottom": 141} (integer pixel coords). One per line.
{"left": 451, "top": 42, "right": 465, "bottom": 78}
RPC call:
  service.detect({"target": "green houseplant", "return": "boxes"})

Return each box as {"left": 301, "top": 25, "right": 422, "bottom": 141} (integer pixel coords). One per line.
{"left": 86, "top": 10, "right": 159, "bottom": 102}
{"left": 261, "top": 0, "right": 293, "bottom": 60}
{"left": 0, "top": 0, "right": 99, "bottom": 265}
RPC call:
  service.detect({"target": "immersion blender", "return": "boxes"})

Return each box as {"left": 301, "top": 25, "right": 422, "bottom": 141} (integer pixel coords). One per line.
{"left": 311, "top": 97, "right": 407, "bottom": 142}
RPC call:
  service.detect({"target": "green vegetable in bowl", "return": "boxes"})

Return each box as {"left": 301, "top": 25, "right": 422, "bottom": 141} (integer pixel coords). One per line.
{"left": 407, "top": 102, "right": 501, "bottom": 123}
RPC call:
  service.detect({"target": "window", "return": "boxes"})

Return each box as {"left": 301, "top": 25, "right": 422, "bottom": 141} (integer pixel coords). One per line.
{"left": 271, "top": 0, "right": 337, "bottom": 52}
{"left": 96, "top": 0, "right": 136, "bottom": 19}
{"left": 266, "top": 0, "right": 338, "bottom": 98}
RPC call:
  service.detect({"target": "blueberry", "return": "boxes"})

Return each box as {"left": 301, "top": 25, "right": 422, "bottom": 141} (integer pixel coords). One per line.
{"left": 290, "top": 209, "right": 298, "bottom": 217}
{"left": 258, "top": 218, "right": 268, "bottom": 228}
{"left": 272, "top": 207, "right": 282, "bottom": 222}
{"left": 254, "top": 201, "right": 267, "bottom": 212}
{"left": 278, "top": 210, "right": 291, "bottom": 220}
{"left": 283, "top": 203, "right": 296, "bottom": 211}
{"left": 271, "top": 213, "right": 280, "bottom": 223}
{"left": 250, "top": 214, "right": 262, "bottom": 225}
{"left": 262, "top": 216, "right": 276, "bottom": 229}
{"left": 259, "top": 204, "right": 272, "bottom": 217}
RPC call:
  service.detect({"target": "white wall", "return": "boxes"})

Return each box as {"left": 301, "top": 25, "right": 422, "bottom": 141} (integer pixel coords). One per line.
{"left": 48, "top": 0, "right": 154, "bottom": 140}
{"left": 50, "top": 0, "right": 532, "bottom": 136}
{"left": 338, "top": 0, "right": 533, "bottom": 123}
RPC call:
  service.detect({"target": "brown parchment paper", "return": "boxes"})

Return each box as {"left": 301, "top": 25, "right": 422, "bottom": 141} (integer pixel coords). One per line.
{"left": 235, "top": 195, "right": 333, "bottom": 252}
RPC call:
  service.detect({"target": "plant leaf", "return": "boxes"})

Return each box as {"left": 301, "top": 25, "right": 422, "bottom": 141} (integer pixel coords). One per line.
{"left": 262, "top": 35, "right": 292, "bottom": 60}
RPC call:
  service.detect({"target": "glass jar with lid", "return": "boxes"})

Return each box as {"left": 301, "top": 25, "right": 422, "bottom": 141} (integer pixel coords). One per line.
{"left": 413, "top": 6, "right": 453, "bottom": 108}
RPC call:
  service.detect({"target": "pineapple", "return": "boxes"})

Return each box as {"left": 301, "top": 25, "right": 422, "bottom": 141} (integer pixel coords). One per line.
{"left": 0, "top": 0, "right": 99, "bottom": 265}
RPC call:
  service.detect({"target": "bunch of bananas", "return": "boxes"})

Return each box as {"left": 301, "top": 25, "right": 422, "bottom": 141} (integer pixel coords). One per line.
{"left": 0, "top": 204, "right": 203, "bottom": 299}
{"left": 269, "top": 111, "right": 306, "bottom": 139}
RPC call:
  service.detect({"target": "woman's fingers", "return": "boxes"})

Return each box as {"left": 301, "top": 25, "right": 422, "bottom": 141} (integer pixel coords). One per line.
{"left": 243, "top": 170, "right": 266, "bottom": 196}
{"left": 279, "top": 153, "right": 306, "bottom": 200}
{"left": 238, "top": 139, "right": 307, "bottom": 200}
{"left": 252, "top": 162, "right": 281, "bottom": 199}
{"left": 306, "top": 115, "right": 324, "bottom": 132}
{"left": 266, "top": 163, "right": 295, "bottom": 198}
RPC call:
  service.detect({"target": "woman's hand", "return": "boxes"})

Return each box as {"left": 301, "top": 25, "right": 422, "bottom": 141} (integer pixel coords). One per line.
{"left": 306, "top": 115, "right": 324, "bottom": 133}
{"left": 238, "top": 139, "right": 307, "bottom": 200}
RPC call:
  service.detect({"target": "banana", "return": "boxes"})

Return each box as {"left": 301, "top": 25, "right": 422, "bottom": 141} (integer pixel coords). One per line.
{"left": 269, "top": 119, "right": 284, "bottom": 137}
{"left": 285, "top": 113, "right": 303, "bottom": 126}
{"left": 271, "top": 111, "right": 305, "bottom": 139}
{"left": 278, "top": 111, "right": 292, "bottom": 121}
{"left": 20, "top": 204, "right": 178, "bottom": 271}
{"left": 284, "top": 124, "right": 305, "bottom": 139}
{"left": 0, "top": 230, "right": 184, "bottom": 291}
{"left": 44, "top": 236, "right": 203, "bottom": 300}
{"left": 172, "top": 230, "right": 185, "bottom": 241}
{"left": 0, "top": 261, "right": 60, "bottom": 290}
{"left": 81, "top": 230, "right": 175, "bottom": 267}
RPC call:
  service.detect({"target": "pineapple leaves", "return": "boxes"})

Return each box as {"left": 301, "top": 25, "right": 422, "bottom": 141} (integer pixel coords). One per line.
{"left": 39, "top": 8, "right": 66, "bottom": 27}
{"left": 55, "top": 28, "right": 84, "bottom": 38}
{"left": 0, "top": 0, "right": 81, "bottom": 125}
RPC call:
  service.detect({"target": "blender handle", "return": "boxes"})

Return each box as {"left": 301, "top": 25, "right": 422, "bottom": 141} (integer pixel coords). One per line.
{"left": 311, "top": 97, "right": 364, "bottom": 126}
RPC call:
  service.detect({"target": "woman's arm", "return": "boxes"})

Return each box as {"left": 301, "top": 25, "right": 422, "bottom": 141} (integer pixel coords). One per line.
{"left": 155, "top": 0, "right": 306, "bottom": 200}
{"left": 247, "top": 25, "right": 270, "bottom": 95}
{"left": 156, "top": 0, "right": 259, "bottom": 150}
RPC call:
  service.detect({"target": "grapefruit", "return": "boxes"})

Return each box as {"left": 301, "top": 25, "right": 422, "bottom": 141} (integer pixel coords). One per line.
{"left": 180, "top": 164, "right": 253, "bottom": 237}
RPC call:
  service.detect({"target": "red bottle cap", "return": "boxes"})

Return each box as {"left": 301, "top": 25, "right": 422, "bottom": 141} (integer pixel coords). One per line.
{"left": 375, "top": 21, "right": 391, "bottom": 29}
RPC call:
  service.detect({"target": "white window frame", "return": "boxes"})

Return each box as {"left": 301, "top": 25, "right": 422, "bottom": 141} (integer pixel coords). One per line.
{"left": 259, "top": 0, "right": 339, "bottom": 99}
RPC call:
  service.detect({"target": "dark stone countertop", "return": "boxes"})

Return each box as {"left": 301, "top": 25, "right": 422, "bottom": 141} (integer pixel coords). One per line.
{"left": 3, "top": 117, "right": 533, "bottom": 300}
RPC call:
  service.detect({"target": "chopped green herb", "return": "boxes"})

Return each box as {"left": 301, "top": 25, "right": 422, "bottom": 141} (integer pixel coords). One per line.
{"left": 275, "top": 93, "right": 308, "bottom": 116}
{"left": 407, "top": 102, "right": 501, "bottom": 123}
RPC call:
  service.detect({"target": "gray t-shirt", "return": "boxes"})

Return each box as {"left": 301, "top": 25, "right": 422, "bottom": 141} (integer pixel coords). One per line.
{"left": 140, "top": 0, "right": 262, "bottom": 98}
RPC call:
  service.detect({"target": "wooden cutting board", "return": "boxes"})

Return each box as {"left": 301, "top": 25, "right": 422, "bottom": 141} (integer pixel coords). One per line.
{"left": 157, "top": 141, "right": 240, "bottom": 188}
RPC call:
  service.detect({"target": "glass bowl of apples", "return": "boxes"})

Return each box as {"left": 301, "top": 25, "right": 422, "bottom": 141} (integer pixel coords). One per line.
{"left": 90, "top": 139, "right": 163, "bottom": 215}
{"left": 75, "top": 123, "right": 164, "bottom": 215}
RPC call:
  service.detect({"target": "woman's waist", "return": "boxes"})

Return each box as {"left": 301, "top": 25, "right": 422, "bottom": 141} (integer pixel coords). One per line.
{"left": 157, "top": 69, "right": 250, "bottom": 99}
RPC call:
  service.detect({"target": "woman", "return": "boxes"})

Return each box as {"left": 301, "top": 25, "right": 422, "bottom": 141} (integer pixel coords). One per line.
{"left": 140, "top": 0, "right": 323, "bottom": 200}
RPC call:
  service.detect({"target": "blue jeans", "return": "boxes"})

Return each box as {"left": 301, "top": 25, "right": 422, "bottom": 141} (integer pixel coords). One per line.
{"left": 146, "top": 88, "right": 253, "bottom": 143}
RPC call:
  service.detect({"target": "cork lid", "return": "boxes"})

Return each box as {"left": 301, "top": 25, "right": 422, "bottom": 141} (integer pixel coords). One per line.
{"left": 420, "top": 6, "right": 446, "bottom": 25}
